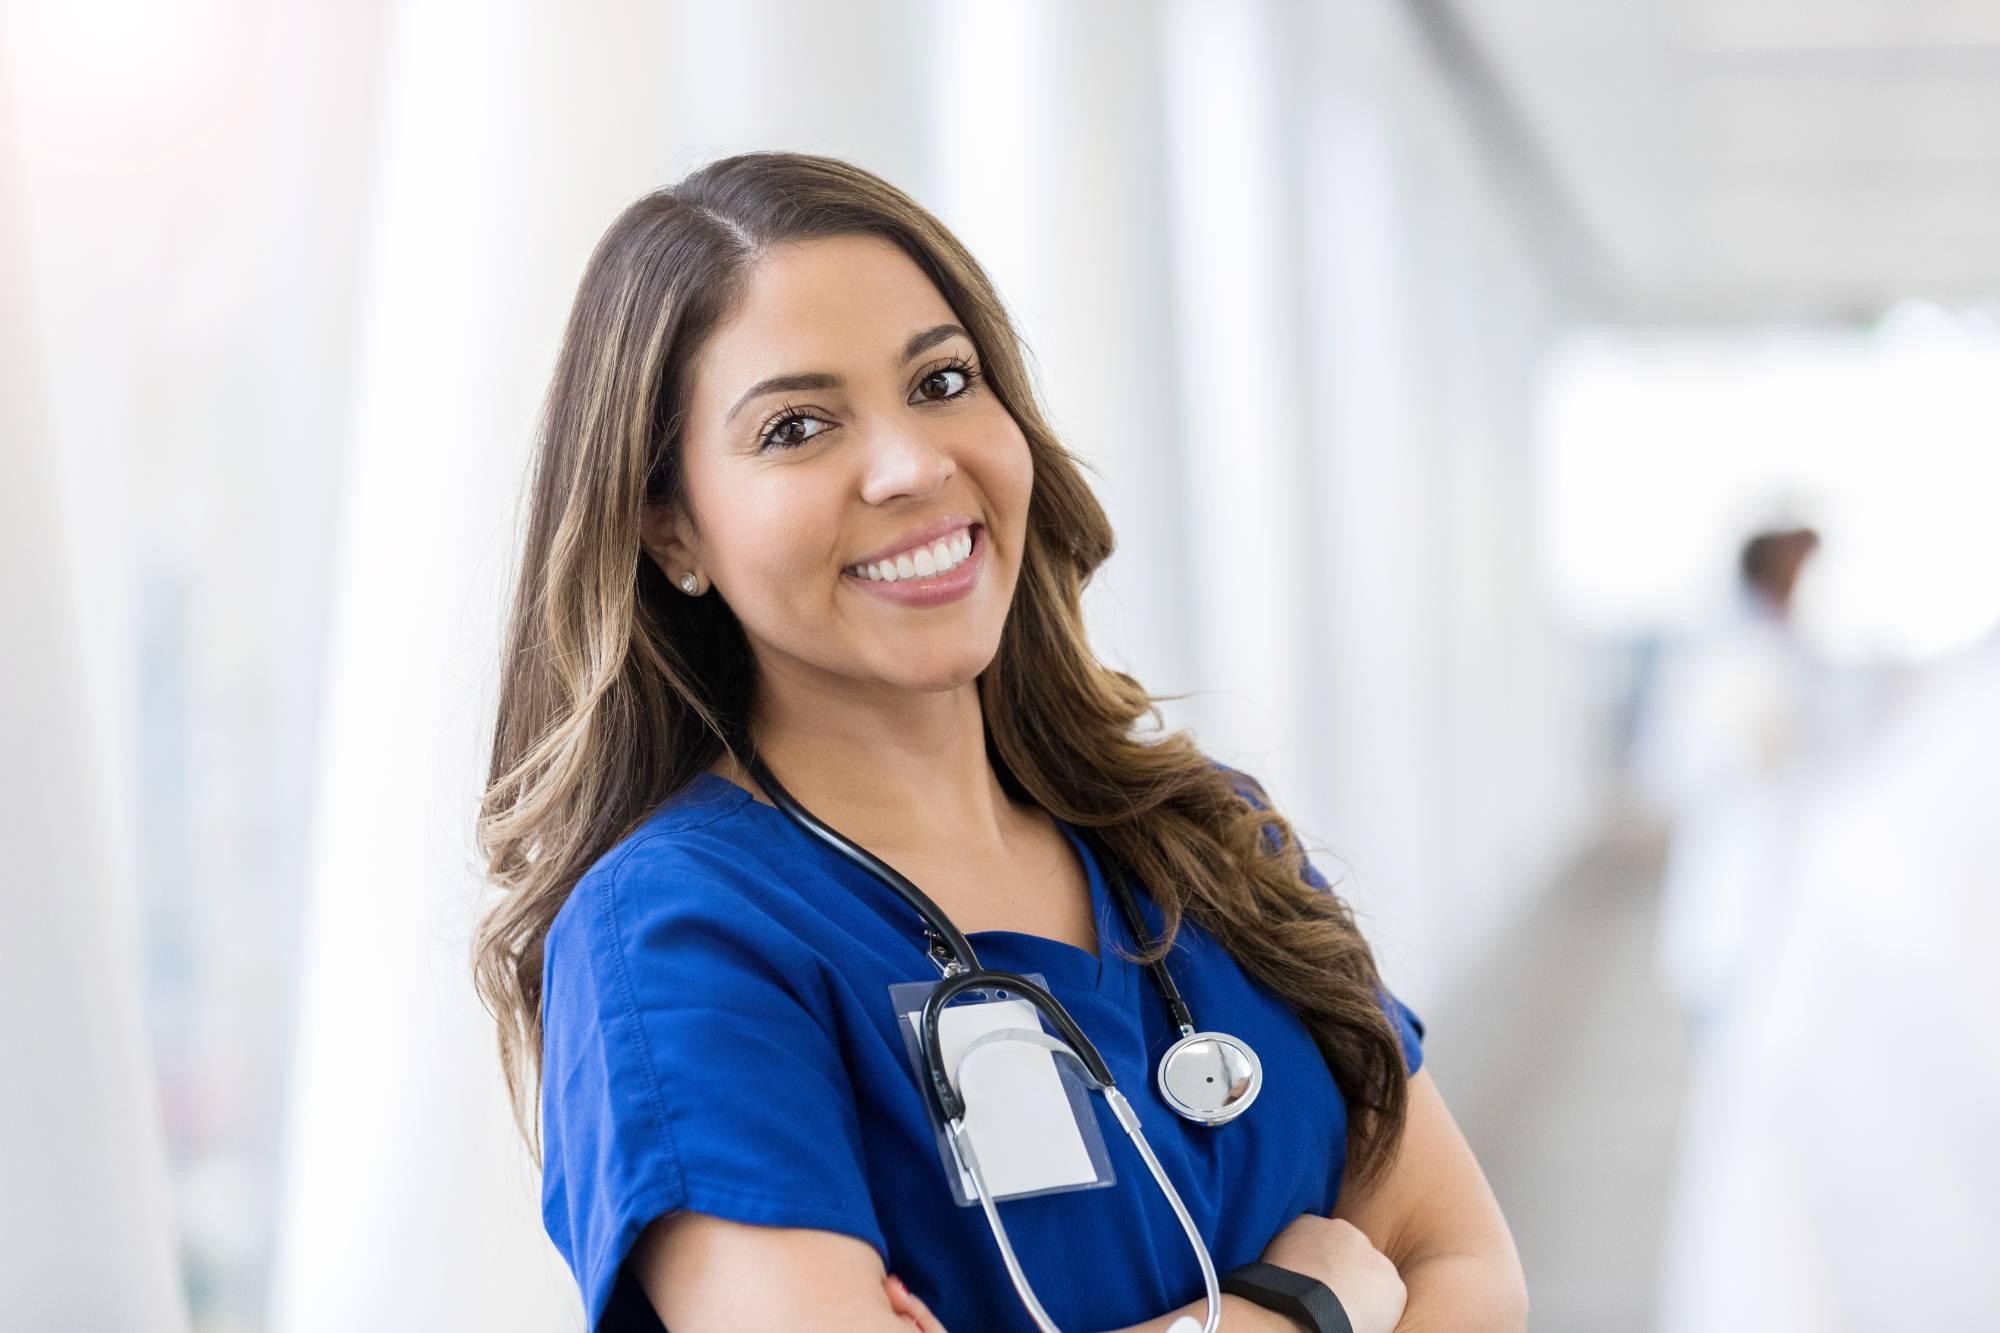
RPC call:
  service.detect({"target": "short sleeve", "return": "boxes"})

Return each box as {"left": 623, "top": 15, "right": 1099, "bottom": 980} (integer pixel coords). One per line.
{"left": 1380, "top": 988, "right": 1426, "bottom": 1077}
{"left": 1212, "top": 758, "right": 1427, "bottom": 1078}
{"left": 1211, "top": 758, "right": 1331, "bottom": 886}
{"left": 538, "top": 831, "right": 886, "bottom": 1329}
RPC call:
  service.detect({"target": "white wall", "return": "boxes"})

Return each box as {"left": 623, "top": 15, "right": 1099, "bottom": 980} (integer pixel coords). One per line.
{"left": 1282, "top": 1, "right": 1592, "bottom": 996}
{"left": 1, "top": 16, "right": 186, "bottom": 1317}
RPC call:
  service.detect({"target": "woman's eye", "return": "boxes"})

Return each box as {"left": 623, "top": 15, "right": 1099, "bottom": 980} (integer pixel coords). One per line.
{"left": 914, "top": 361, "right": 978, "bottom": 403}
{"left": 758, "top": 410, "right": 832, "bottom": 452}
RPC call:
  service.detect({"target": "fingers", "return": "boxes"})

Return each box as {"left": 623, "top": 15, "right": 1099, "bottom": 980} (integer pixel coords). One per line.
{"left": 884, "top": 1273, "right": 947, "bottom": 1332}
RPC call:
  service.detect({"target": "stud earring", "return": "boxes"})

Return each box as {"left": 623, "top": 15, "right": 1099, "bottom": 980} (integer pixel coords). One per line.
{"left": 679, "top": 573, "right": 699, "bottom": 595}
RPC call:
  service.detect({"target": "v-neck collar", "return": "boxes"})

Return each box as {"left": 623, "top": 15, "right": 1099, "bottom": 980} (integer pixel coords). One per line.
{"left": 687, "top": 770, "right": 1132, "bottom": 999}
{"left": 964, "top": 818, "right": 1124, "bottom": 994}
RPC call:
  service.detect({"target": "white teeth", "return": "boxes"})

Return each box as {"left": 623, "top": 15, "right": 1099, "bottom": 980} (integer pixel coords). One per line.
{"left": 849, "top": 526, "right": 976, "bottom": 583}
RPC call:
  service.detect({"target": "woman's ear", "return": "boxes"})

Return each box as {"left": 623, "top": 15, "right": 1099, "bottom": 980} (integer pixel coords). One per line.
{"left": 640, "top": 500, "right": 699, "bottom": 582}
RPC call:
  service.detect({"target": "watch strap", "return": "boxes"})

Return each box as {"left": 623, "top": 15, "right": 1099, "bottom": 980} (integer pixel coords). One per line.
{"left": 1220, "top": 1260, "right": 1354, "bottom": 1333}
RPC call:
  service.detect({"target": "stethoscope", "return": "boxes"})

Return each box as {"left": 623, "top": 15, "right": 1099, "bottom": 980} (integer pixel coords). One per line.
{"left": 744, "top": 751, "right": 1264, "bottom": 1333}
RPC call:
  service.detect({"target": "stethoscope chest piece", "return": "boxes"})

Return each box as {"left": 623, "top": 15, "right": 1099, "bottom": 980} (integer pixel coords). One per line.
{"left": 1157, "top": 1029, "right": 1262, "bottom": 1125}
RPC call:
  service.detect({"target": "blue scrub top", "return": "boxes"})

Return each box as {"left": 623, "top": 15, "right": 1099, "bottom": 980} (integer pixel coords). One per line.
{"left": 539, "top": 768, "right": 1425, "bottom": 1331}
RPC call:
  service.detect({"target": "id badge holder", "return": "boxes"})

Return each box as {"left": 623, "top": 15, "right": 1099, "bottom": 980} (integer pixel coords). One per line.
{"left": 888, "top": 975, "right": 1118, "bottom": 1207}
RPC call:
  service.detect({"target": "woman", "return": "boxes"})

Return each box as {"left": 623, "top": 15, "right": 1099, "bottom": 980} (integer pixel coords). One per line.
{"left": 474, "top": 151, "right": 1525, "bottom": 1332}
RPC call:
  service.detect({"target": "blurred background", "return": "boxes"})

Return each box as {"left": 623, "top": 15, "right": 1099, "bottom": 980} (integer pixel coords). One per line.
{"left": 5, "top": 0, "right": 1996, "bottom": 1329}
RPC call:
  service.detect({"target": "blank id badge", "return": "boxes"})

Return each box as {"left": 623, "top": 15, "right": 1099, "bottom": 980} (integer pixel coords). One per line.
{"left": 888, "top": 976, "right": 1117, "bottom": 1207}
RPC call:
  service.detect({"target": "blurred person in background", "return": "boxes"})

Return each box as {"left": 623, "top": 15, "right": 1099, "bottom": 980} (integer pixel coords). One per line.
{"left": 1634, "top": 524, "right": 1835, "bottom": 1331}
{"left": 1628, "top": 525, "right": 1828, "bottom": 1040}
{"left": 1656, "top": 618, "right": 2000, "bottom": 1331}
{"left": 471, "top": 152, "right": 1527, "bottom": 1332}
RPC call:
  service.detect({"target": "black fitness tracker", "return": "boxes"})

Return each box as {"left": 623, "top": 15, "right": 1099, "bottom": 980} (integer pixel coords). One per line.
{"left": 1220, "top": 1260, "right": 1354, "bottom": 1333}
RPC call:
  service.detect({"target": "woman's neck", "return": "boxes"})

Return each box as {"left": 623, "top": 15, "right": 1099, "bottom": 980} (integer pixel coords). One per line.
{"left": 731, "top": 679, "right": 1023, "bottom": 860}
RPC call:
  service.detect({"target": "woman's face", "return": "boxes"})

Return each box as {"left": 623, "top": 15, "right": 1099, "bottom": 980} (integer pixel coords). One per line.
{"left": 646, "top": 233, "right": 1033, "bottom": 703}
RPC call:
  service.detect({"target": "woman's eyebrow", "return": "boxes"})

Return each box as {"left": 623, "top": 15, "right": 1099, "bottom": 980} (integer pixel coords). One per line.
{"left": 723, "top": 323, "right": 970, "bottom": 424}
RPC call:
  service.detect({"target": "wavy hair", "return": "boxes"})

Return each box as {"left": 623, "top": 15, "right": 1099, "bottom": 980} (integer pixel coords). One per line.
{"left": 473, "top": 150, "right": 1410, "bottom": 1190}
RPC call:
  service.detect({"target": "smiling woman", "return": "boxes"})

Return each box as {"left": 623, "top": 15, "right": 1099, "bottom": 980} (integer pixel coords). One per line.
{"left": 472, "top": 151, "right": 1524, "bottom": 1333}
{"left": 636, "top": 230, "right": 1032, "bottom": 692}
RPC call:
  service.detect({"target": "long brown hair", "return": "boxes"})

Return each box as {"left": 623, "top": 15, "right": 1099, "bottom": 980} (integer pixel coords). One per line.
{"left": 473, "top": 150, "right": 1410, "bottom": 1191}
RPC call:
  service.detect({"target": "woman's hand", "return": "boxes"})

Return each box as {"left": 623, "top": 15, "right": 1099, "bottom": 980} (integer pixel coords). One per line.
{"left": 883, "top": 1273, "right": 948, "bottom": 1332}
{"left": 1259, "top": 1215, "right": 1408, "bottom": 1333}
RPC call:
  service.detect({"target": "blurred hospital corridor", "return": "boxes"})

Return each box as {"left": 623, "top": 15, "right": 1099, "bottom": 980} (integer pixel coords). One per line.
{"left": 1429, "top": 824, "right": 1687, "bottom": 1332}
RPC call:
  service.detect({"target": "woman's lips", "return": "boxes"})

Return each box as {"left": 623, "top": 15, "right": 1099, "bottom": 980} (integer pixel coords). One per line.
{"left": 841, "top": 514, "right": 980, "bottom": 571}
{"left": 841, "top": 524, "right": 985, "bottom": 608}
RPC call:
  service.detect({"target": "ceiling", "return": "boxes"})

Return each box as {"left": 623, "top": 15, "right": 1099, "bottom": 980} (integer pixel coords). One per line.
{"left": 1448, "top": 0, "right": 2000, "bottom": 323}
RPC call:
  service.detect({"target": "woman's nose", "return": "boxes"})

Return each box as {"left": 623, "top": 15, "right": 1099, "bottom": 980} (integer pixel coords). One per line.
{"left": 856, "top": 426, "right": 955, "bottom": 505}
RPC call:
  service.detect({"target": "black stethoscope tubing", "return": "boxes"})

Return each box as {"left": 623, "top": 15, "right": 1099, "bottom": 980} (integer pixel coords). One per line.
{"left": 739, "top": 749, "right": 1240, "bottom": 1333}
{"left": 742, "top": 750, "right": 1115, "bottom": 1123}
{"left": 742, "top": 751, "right": 1195, "bottom": 1021}
{"left": 740, "top": 750, "right": 1256, "bottom": 1128}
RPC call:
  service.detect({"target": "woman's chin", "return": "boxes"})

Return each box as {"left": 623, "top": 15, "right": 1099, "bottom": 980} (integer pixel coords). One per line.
{"left": 867, "top": 645, "right": 999, "bottom": 697}
{"left": 887, "top": 665, "right": 988, "bottom": 695}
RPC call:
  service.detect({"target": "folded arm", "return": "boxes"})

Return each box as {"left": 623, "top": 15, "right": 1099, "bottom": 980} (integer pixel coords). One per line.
{"left": 630, "top": 1211, "right": 1300, "bottom": 1333}
{"left": 1330, "top": 1068, "right": 1529, "bottom": 1331}
{"left": 628, "top": 1067, "right": 1525, "bottom": 1332}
